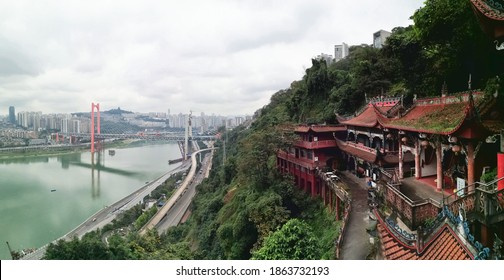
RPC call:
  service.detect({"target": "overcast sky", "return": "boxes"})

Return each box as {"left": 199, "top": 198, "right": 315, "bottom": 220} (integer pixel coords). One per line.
{"left": 0, "top": 0, "right": 424, "bottom": 116}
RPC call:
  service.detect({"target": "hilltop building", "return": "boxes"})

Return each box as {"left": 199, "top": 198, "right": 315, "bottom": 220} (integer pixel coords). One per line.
{"left": 334, "top": 43, "right": 349, "bottom": 62}
{"left": 373, "top": 30, "right": 391, "bottom": 49}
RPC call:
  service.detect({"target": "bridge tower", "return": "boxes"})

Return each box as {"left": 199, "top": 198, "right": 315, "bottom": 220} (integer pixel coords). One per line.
{"left": 90, "top": 102, "right": 101, "bottom": 154}
{"left": 184, "top": 111, "right": 193, "bottom": 160}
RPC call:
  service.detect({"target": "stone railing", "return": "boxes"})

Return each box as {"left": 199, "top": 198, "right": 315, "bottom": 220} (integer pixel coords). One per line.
{"left": 317, "top": 170, "right": 351, "bottom": 259}
{"left": 374, "top": 209, "right": 416, "bottom": 249}
{"left": 414, "top": 91, "right": 482, "bottom": 106}
{"left": 383, "top": 182, "right": 441, "bottom": 229}
{"left": 318, "top": 170, "right": 350, "bottom": 202}
{"left": 335, "top": 197, "right": 351, "bottom": 260}
{"left": 443, "top": 176, "right": 504, "bottom": 225}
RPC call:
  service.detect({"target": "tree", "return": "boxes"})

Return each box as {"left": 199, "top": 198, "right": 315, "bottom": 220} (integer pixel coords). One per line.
{"left": 412, "top": 0, "right": 503, "bottom": 93}
{"left": 44, "top": 232, "right": 111, "bottom": 260}
{"left": 248, "top": 190, "right": 290, "bottom": 248}
{"left": 252, "top": 219, "right": 318, "bottom": 260}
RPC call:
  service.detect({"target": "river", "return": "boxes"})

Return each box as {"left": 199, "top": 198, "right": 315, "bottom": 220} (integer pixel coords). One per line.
{"left": 0, "top": 142, "right": 182, "bottom": 259}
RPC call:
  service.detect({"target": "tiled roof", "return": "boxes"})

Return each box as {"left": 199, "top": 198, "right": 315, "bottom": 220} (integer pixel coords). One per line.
{"left": 479, "top": 98, "right": 504, "bottom": 133}
{"left": 471, "top": 0, "right": 504, "bottom": 21}
{"left": 377, "top": 220, "right": 474, "bottom": 260}
{"left": 337, "top": 106, "right": 379, "bottom": 128}
{"left": 294, "top": 125, "right": 346, "bottom": 133}
{"left": 376, "top": 101, "right": 470, "bottom": 135}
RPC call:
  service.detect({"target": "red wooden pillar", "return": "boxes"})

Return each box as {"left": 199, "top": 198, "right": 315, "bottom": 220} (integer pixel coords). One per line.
{"left": 498, "top": 153, "right": 504, "bottom": 191}
{"left": 436, "top": 143, "right": 442, "bottom": 191}
{"left": 415, "top": 141, "right": 421, "bottom": 179}
{"left": 399, "top": 140, "right": 404, "bottom": 179}
{"left": 466, "top": 142, "right": 475, "bottom": 192}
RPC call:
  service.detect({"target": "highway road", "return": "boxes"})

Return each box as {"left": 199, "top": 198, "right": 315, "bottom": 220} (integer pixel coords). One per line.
{"left": 139, "top": 145, "right": 216, "bottom": 234}
{"left": 155, "top": 149, "right": 213, "bottom": 232}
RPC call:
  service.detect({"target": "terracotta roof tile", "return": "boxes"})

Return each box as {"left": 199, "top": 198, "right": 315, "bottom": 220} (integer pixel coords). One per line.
{"left": 418, "top": 226, "right": 474, "bottom": 260}
{"left": 378, "top": 102, "right": 469, "bottom": 135}
{"left": 376, "top": 210, "right": 474, "bottom": 260}
{"left": 337, "top": 106, "right": 379, "bottom": 128}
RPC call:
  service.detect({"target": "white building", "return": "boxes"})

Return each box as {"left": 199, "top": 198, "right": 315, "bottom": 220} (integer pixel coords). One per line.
{"left": 373, "top": 30, "right": 391, "bottom": 49}
{"left": 334, "top": 42, "right": 349, "bottom": 62}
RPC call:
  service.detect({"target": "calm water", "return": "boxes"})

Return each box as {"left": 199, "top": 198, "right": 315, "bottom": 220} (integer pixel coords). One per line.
{"left": 0, "top": 143, "right": 181, "bottom": 259}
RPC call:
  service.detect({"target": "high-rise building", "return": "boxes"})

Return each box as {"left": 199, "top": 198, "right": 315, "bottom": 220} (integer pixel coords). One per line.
{"left": 9, "top": 106, "right": 15, "bottom": 124}
{"left": 334, "top": 42, "right": 349, "bottom": 62}
{"left": 373, "top": 30, "right": 391, "bottom": 49}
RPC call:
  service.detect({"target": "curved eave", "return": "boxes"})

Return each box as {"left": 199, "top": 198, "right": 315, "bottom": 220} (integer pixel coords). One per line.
{"left": 339, "top": 120, "right": 379, "bottom": 128}
{"left": 336, "top": 106, "right": 380, "bottom": 128}
{"left": 471, "top": 0, "right": 504, "bottom": 21}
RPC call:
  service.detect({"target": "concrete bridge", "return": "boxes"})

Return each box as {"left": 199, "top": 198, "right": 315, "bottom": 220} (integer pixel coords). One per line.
{"left": 60, "top": 132, "right": 216, "bottom": 141}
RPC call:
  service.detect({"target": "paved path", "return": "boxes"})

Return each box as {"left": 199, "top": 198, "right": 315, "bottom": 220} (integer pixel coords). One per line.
{"left": 339, "top": 171, "right": 375, "bottom": 260}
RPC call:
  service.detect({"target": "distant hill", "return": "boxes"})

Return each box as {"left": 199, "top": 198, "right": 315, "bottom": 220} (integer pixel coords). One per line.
{"left": 103, "top": 107, "right": 133, "bottom": 115}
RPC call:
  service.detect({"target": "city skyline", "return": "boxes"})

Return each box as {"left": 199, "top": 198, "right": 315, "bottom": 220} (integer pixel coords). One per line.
{"left": 0, "top": 0, "right": 423, "bottom": 115}
{"left": 2, "top": 104, "right": 250, "bottom": 118}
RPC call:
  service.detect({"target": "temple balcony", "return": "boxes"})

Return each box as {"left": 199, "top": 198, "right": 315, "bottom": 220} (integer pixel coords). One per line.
{"left": 294, "top": 139, "right": 337, "bottom": 149}
{"left": 335, "top": 138, "right": 378, "bottom": 163}
{"left": 277, "top": 150, "right": 317, "bottom": 170}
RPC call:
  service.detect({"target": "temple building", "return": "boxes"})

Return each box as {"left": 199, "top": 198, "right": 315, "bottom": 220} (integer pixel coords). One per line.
{"left": 277, "top": 90, "right": 504, "bottom": 259}
{"left": 277, "top": 125, "right": 348, "bottom": 219}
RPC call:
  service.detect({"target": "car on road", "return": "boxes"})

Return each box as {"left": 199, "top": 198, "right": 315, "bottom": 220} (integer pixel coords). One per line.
{"left": 92, "top": 218, "right": 97, "bottom": 222}
{"left": 330, "top": 175, "right": 340, "bottom": 181}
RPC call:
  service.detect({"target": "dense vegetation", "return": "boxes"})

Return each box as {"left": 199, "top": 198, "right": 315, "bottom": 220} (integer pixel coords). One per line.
{"left": 43, "top": 0, "right": 504, "bottom": 260}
